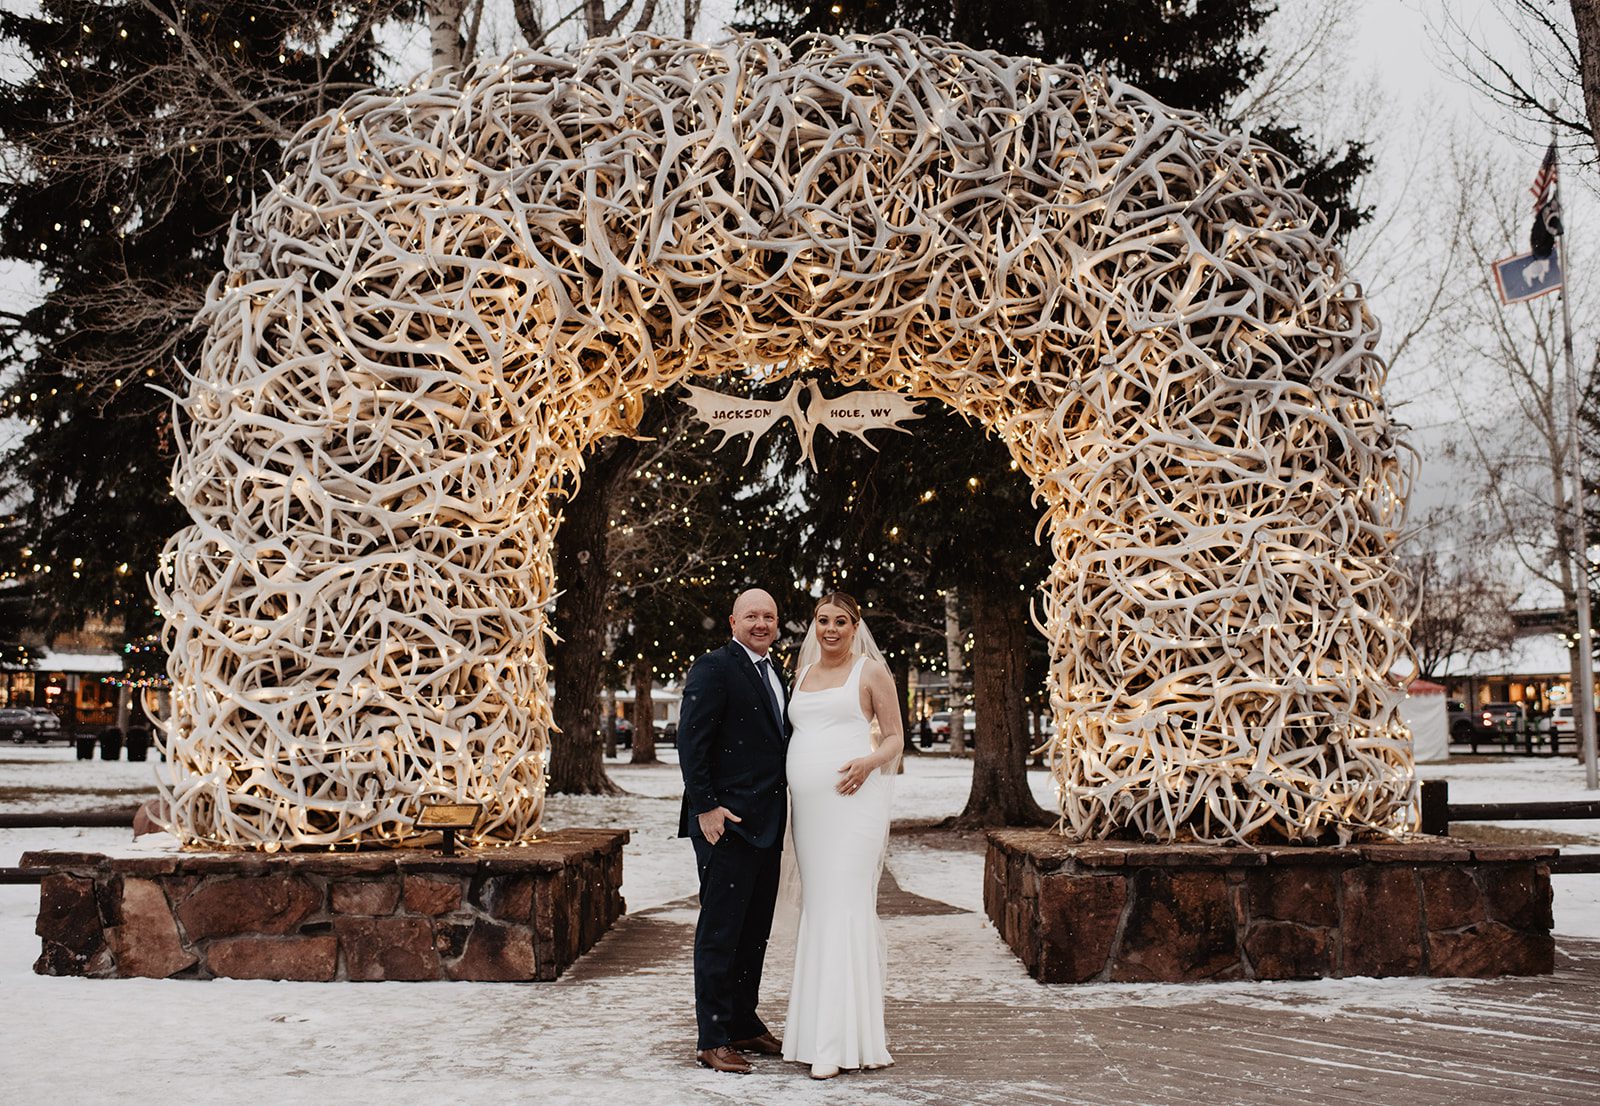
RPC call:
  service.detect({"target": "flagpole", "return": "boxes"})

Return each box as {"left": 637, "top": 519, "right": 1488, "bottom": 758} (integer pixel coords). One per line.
{"left": 1553, "top": 145, "right": 1599, "bottom": 789}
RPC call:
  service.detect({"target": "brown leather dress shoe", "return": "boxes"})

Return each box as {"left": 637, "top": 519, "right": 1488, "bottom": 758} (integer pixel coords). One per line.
{"left": 728, "top": 1031, "right": 783, "bottom": 1056}
{"left": 696, "top": 1046, "right": 753, "bottom": 1074}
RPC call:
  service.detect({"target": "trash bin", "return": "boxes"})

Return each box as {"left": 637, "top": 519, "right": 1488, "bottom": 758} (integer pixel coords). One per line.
{"left": 99, "top": 728, "right": 123, "bottom": 761}
{"left": 75, "top": 736, "right": 95, "bottom": 760}
{"left": 125, "top": 727, "right": 150, "bottom": 762}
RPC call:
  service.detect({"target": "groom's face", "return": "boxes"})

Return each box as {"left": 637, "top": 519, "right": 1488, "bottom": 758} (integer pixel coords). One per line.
{"left": 730, "top": 591, "right": 779, "bottom": 655}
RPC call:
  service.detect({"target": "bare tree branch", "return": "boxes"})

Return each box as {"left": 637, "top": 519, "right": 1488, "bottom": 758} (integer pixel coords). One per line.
{"left": 1433, "top": 2, "right": 1594, "bottom": 164}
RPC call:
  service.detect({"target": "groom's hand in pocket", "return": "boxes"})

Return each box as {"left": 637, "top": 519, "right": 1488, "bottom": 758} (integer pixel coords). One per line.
{"left": 698, "top": 806, "right": 742, "bottom": 843}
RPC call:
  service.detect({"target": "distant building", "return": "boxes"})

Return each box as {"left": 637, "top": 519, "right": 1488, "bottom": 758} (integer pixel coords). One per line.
{"left": 0, "top": 613, "right": 129, "bottom": 731}
{"left": 1434, "top": 607, "right": 1590, "bottom": 715}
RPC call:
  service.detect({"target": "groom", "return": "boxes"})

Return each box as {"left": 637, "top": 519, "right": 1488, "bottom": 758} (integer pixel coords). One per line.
{"left": 677, "top": 587, "right": 790, "bottom": 1073}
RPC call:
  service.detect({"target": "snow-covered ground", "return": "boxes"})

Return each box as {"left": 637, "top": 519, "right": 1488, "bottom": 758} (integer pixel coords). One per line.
{"left": 3, "top": 747, "right": 1599, "bottom": 1104}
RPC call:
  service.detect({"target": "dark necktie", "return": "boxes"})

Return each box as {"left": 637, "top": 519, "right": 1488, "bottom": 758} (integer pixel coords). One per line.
{"left": 756, "top": 656, "right": 782, "bottom": 721}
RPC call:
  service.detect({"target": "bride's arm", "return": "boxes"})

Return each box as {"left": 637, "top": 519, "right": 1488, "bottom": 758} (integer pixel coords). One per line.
{"left": 838, "top": 659, "right": 906, "bottom": 794}
{"left": 861, "top": 659, "right": 905, "bottom": 768}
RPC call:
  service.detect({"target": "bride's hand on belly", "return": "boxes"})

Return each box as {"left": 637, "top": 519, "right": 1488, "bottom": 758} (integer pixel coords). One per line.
{"left": 836, "top": 758, "right": 873, "bottom": 795}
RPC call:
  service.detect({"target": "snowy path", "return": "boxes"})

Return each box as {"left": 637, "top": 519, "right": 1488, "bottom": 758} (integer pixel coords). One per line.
{"left": 4, "top": 749, "right": 1600, "bottom": 1103}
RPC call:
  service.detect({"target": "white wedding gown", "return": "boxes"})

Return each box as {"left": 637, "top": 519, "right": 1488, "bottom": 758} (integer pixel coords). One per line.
{"left": 782, "top": 655, "right": 894, "bottom": 1071}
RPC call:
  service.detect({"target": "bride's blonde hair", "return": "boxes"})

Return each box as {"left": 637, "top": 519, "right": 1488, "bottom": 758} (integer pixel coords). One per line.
{"left": 814, "top": 591, "right": 862, "bottom": 622}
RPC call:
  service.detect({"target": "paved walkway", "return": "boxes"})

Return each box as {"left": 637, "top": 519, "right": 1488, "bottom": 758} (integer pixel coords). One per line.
{"left": 565, "top": 867, "right": 1600, "bottom": 1106}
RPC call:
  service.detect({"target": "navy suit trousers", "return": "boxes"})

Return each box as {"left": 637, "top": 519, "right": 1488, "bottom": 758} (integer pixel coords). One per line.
{"left": 691, "top": 831, "right": 782, "bottom": 1049}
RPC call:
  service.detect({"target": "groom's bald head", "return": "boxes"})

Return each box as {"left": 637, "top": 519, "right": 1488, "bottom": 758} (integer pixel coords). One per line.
{"left": 730, "top": 589, "right": 778, "bottom": 655}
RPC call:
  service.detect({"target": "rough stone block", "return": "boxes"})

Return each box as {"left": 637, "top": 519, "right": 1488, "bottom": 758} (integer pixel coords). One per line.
{"left": 476, "top": 873, "right": 535, "bottom": 924}
{"left": 1062, "top": 844, "right": 1129, "bottom": 868}
{"left": 1246, "top": 865, "right": 1339, "bottom": 927}
{"left": 1360, "top": 841, "right": 1472, "bottom": 863}
{"left": 1342, "top": 865, "right": 1422, "bottom": 977}
{"left": 982, "top": 850, "right": 1002, "bottom": 921}
{"left": 1478, "top": 865, "right": 1554, "bottom": 931}
{"left": 532, "top": 873, "right": 566, "bottom": 981}
{"left": 434, "top": 921, "right": 473, "bottom": 961}
{"left": 177, "top": 876, "right": 321, "bottom": 940}
{"left": 331, "top": 880, "right": 400, "bottom": 916}
{"left": 1421, "top": 865, "right": 1485, "bottom": 931}
{"left": 21, "top": 851, "right": 111, "bottom": 870}
{"left": 335, "top": 916, "right": 440, "bottom": 981}
{"left": 1037, "top": 874, "right": 1125, "bottom": 983}
{"left": 986, "top": 829, "right": 1078, "bottom": 872}
{"left": 1252, "top": 846, "right": 1361, "bottom": 866}
{"left": 107, "top": 878, "right": 197, "bottom": 979}
{"left": 36, "top": 874, "right": 104, "bottom": 954}
{"left": 33, "top": 874, "right": 108, "bottom": 975}
{"left": 1245, "top": 921, "right": 1332, "bottom": 979}
{"left": 448, "top": 921, "right": 536, "bottom": 981}
{"left": 1428, "top": 922, "right": 1554, "bottom": 977}
{"left": 403, "top": 876, "right": 462, "bottom": 916}
{"left": 206, "top": 936, "right": 338, "bottom": 981}
{"left": 1468, "top": 845, "right": 1558, "bottom": 863}
{"left": 1112, "top": 869, "right": 1241, "bottom": 982}
{"left": 557, "top": 868, "right": 582, "bottom": 963}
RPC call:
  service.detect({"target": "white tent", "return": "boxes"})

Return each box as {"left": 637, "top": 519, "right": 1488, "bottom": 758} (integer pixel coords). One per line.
{"left": 1402, "top": 679, "right": 1449, "bottom": 763}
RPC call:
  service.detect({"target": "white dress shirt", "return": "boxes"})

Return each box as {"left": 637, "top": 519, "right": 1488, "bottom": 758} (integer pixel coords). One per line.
{"left": 736, "top": 640, "right": 785, "bottom": 714}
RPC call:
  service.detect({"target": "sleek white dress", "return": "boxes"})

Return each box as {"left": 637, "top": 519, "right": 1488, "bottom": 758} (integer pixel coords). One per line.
{"left": 782, "top": 655, "right": 893, "bottom": 1070}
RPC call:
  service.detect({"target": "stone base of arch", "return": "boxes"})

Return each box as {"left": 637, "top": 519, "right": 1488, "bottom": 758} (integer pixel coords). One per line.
{"left": 985, "top": 831, "right": 1555, "bottom": 982}
{"left": 27, "top": 829, "right": 626, "bottom": 981}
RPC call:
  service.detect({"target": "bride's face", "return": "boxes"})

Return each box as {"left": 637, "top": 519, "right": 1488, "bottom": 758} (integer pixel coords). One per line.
{"left": 814, "top": 604, "right": 857, "bottom": 657}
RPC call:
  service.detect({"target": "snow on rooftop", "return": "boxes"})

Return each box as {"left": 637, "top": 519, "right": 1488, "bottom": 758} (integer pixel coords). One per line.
{"left": 1436, "top": 631, "right": 1574, "bottom": 678}
{"left": 31, "top": 649, "right": 122, "bottom": 674}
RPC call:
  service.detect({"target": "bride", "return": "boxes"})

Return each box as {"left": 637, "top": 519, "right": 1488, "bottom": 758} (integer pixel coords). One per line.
{"left": 783, "top": 591, "right": 904, "bottom": 1080}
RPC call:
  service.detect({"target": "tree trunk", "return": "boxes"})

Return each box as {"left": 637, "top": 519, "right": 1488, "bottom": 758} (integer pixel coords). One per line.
{"left": 548, "top": 441, "right": 639, "bottom": 795}
{"left": 603, "top": 685, "right": 618, "bottom": 759}
{"left": 891, "top": 653, "right": 915, "bottom": 760}
{"left": 1573, "top": 1, "right": 1600, "bottom": 166}
{"left": 428, "top": 0, "right": 467, "bottom": 72}
{"left": 630, "top": 655, "right": 658, "bottom": 764}
{"left": 512, "top": 0, "right": 545, "bottom": 47}
{"left": 945, "top": 589, "right": 968, "bottom": 757}
{"left": 889, "top": 653, "right": 915, "bottom": 765}
{"left": 953, "top": 576, "right": 1051, "bottom": 828}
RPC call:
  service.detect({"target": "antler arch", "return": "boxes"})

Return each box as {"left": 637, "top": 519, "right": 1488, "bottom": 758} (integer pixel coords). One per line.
{"left": 154, "top": 31, "right": 1414, "bottom": 848}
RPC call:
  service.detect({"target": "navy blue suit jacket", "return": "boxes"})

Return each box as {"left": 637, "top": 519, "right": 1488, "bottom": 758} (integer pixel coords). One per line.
{"left": 676, "top": 640, "right": 790, "bottom": 849}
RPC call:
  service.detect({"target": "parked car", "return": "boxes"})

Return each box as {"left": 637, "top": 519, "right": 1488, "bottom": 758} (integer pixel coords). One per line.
{"left": 927, "top": 711, "right": 977, "bottom": 740}
{"left": 608, "top": 717, "right": 634, "bottom": 748}
{"left": 26, "top": 707, "right": 61, "bottom": 742}
{"left": 653, "top": 720, "right": 677, "bottom": 746}
{"left": 0, "top": 706, "right": 59, "bottom": 742}
{"left": 1546, "top": 705, "right": 1600, "bottom": 740}
{"left": 0, "top": 707, "right": 32, "bottom": 740}
{"left": 1451, "top": 701, "right": 1524, "bottom": 742}
{"left": 1549, "top": 705, "right": 1574, "bottom": 737}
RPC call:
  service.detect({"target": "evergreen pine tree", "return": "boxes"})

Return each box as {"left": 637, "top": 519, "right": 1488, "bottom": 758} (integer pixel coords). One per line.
{"left": 0, "top": 1, "right": 418, "bottom": 641}
{"left": 734, "top": 0, "right": 1370, "bottom": 235}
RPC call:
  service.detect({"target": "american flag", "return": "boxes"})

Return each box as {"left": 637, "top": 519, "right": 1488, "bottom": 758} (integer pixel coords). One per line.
{"left": 1531, "top": 143, "right": 1559, "bottom": 210}
{"left": 1530, "top": 144, "right": 1562, "bottom": 258}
